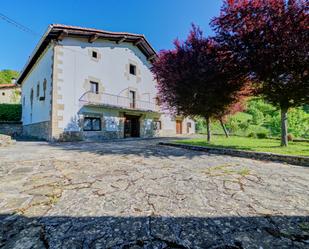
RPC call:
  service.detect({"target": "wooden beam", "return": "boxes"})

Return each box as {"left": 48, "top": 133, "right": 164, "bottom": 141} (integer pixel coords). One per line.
{"left": 88, "top": 34, "right": 99, "bottom": 43}
{"left": 148, "top": 54, "right": 156, "bottom": 61}
{"left": 57, "top": 30, "right": 68, "bottom": 41}
{"left": 116, "top": 36, "right": 127, "bottom": 44}
{"left": 134, "top": 39, "right": 143, "bottom": 46}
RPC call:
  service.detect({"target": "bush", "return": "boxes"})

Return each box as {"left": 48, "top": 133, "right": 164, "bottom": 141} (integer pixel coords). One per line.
{"left": 0, "top": 104, "right": 22, "bottom": 121}
{"left": 256, "top": 132, "right": 268, "bottom": 139}
{"left": 247, "top": 132, "right": 257, "bottom": 138}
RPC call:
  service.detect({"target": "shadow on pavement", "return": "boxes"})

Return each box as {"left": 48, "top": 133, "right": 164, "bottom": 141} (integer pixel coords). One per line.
{"left": 1, "top": 214, "right": 308, "bottom": 248}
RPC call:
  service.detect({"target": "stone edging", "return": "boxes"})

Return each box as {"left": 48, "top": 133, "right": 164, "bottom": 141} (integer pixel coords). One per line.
{"left": 158, "top": 142, "right": 309, "bottom": 167}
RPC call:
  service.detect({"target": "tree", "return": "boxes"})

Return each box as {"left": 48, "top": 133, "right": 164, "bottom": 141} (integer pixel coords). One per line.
{"left": 0, "top": 70, "right": 19, "bottom": 84}
{"left": 212, "top": 0, "right": 309, "bottom": 146}
{"left": 152, "top": 25, "right": 248, "bottom": 141}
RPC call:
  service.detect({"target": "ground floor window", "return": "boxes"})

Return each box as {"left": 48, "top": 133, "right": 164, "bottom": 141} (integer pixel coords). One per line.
{"left": 154, "top": 121, "right": 162, "bottom": 130}
{"left": 83, "top": 117, "right": 101, "bottom": 131}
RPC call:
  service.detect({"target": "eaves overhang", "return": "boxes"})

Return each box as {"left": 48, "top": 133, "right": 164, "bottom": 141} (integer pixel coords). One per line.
{"left": 17, "top": 24, "right": 157, "bottom": 85}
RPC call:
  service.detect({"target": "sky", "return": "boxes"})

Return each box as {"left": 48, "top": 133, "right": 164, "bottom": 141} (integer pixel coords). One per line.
{"left": 0, "top": 0, "right": 223, "bottom": 71}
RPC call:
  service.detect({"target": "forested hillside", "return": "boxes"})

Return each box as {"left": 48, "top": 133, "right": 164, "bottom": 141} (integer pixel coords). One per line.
{"left": 0, "top": 70, "right": 19, "bottom": 84}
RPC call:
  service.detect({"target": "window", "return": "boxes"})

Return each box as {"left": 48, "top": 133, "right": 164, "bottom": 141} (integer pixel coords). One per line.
{"left": 129, "top": 90, "right": 136, "bottom": 108}
{"left": 154, "top": 121, "right": 162, "bottom": 130}
{"left": 92, "top": 51, "right": 98, "bottom": 59}
{"left": 30, "top": 88, "right": 34, "bottom": 107}
{"left": 2, "top": 92, "right": 4, "bottom": 96}
{"left": 187, "top": 122, "right": 191, "bottom": 128}
{"left": 90, "top": 81, "right": 99, "bottom": 94}
{"left": 37, "top": 83, "right": 40, "bottom": 98}
{"left": 39, "top": 78, "right": 47, "bottom": 101}
{"left": 129, "top": 64, "right": 136, "bottom": 75}
{"left": 83, "top": 117, "right": 101, "bottom": 131}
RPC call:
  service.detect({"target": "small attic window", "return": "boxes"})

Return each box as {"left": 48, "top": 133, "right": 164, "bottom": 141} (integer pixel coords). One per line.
{"left": 92, "top": 51, "right": 98, "bottom": 59}
{"left": 129, "top": 64, "right": 136, "bottom": 75}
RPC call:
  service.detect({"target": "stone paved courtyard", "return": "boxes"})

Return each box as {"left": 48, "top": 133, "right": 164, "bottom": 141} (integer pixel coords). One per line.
{"left": 0, "top": 138, "right": 308, "bottom": 248}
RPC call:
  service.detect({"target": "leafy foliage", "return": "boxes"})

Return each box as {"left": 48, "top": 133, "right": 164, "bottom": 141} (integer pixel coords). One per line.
{"left": 212, "top": 0, "right": 309, "bottom": 146}
{"left": 0, "top": 70, "right": 19, "bottom": 84}
{"left": 212, "top": 0, "right": 309, "bottom": 109}
{"left": 0, "top": 104, "right": 22, "bottom": 121}
{"left": 152, "top": 25, "right": 251, "bottom": 141}
{"left": 197, "top": 99, "right": 309, "bottom": 139}
{"left": 152, "top": 25, "right": 248, "bottom": 120}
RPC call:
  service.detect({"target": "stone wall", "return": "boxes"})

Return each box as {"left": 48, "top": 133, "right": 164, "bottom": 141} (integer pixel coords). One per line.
{"left": 0, "top": 134, "right": 16, "bottom": 147}
{"left": 159, "top": 142, "right": 309, "bottom": 167}
{"left": 23, "top": 121, "right": 50, "bottom": 140}
{"left": 0, "top": 121, "right": 22, "bottom": 137}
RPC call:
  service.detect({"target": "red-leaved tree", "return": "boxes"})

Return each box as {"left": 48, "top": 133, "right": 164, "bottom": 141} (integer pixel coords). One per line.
{"left": 152, "top": 25, "right": 249, "bottom": 141}
{"left": 212, "top": 0, "right": 309, "bottom": 146}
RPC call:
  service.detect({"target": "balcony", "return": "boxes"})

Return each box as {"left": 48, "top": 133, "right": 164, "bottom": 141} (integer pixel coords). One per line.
{"left": 80, "top": 91, "right": 157, "bottom": 112}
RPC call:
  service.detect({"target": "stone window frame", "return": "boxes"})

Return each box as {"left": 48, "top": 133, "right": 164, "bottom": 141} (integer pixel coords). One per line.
{"left": 83, "top": 76, "right": 104, "bottom": 94}
{"left": 125, "top": 59, "right": 142, "bottom": 83}
{"left": 88, "top": 48, "right": 101, "bottom": 62}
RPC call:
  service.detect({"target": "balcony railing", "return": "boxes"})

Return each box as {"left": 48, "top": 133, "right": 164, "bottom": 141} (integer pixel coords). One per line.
{"left": 80, "top": 91, "right": 157, "bottom": 112}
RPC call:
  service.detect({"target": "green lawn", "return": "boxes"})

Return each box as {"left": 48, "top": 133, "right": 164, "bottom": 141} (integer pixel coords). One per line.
{"left": 175, "top": 136, "right": 309, "bottom": 157}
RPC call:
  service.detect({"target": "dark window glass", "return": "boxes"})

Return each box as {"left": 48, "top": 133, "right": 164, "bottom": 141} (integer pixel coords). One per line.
{"left": 92, "top": 51, "right": 98, "bottom": 58}
{"left": 2, "top": 92, "right": 4, "bottom": 96}
{"left": 154, "top": 121, "right": 162, "bottom": 130}
{"left": 37, "top": 83, "right": 40, "bottom": 98}
{"left": 129, "top": 64, "right": 136, "bottom": 75}
{"left": 129, "top": 90, "right": 136, "bottom": 108}
{"left": 83, "top": 117, "right": 101, "bottom": 131}
{"left": 90, "top": 81, "right": 99, "bottom": 94}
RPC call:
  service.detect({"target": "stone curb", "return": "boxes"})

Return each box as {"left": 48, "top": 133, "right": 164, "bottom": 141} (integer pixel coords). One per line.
{"left": 158, "top": 142, "right": 309, "bottom": 167}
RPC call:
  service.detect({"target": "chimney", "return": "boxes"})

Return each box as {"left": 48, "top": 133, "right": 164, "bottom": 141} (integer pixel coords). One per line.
{"left": 11, "top": 78, "right": 17, "bottom": 84}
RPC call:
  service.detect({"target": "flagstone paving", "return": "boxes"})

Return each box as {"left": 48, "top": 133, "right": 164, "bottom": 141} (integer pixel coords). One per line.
{"left": 0, "top": 139, "right": 308, "bottom": 248}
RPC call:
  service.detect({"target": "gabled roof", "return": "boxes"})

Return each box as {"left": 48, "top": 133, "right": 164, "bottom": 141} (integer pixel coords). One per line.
{"left": 17, "top": 24, "right": 157, "bottom": 84}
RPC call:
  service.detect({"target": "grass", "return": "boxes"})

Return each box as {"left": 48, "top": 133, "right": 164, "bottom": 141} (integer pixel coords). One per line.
{"left": 175, "top": 135, "right": 309, "bottom": 157}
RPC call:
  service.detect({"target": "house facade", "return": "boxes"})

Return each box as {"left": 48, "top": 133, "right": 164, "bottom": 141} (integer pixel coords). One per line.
{"left": 17, "top": 25, "right": 195, "bottom": 141}
{"left": 0, "top": 83, "right": 21, "bottom": 104}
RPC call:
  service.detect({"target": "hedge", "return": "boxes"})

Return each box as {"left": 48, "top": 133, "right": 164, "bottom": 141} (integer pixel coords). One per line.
{"left": 0, "top": 104, "right": 22, "bottom": 121}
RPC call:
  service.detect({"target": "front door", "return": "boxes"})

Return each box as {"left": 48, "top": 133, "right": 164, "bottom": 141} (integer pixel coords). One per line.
{"left": 124, "top": 115, "right": 140, "bottom": 138}
{"left": 176, "top": 120, "right": 182, "bottom": 134}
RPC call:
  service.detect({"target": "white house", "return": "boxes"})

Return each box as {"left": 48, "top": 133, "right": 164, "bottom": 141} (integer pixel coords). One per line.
{"left": 17, "top": 24, "right": 195, "bottom": 141}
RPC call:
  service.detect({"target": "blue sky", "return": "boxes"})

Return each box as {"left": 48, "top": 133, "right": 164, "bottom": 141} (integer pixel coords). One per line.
{"left": 0, "top": 0, "right": 223, "bottom": 71}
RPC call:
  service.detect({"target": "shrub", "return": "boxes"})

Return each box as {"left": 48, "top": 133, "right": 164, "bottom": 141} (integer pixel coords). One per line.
{"left": 0, "top": 104, "right": 22, "bottom": 121}
{"left": 256, "top": 132, "right": 268, "bottom": 139}
{"left": 247, "top": 132, "right": 256, "bottom": 138}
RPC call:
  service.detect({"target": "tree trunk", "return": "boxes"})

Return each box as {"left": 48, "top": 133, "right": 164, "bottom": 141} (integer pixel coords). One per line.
{"left": 205, "top": 116, "right": 211, "bottom": 142}
{"left": 280, "top": 106, "right": 288, "bottom": 147}
{"left": 220, "top": 118, "right": 229, "bottom": 138}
